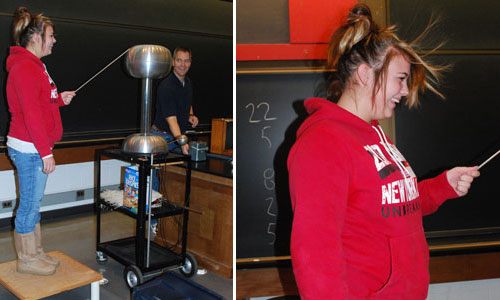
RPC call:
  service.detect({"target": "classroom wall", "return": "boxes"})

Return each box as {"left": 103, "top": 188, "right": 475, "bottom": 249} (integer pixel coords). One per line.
{"left": 0, "top": 0, "right": 233, "bottom": 142}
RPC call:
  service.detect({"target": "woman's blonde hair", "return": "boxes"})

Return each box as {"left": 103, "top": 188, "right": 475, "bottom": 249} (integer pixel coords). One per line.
{"left": 12, "top": 6, "right": 54, "bottom": 48}
{"left": 327, "top": 4, "right": 445, "bottom": 108}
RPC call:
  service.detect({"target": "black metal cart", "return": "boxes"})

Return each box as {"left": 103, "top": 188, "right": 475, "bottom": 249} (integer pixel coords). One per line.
{"left": 94, "top": 148, "right": 197, "bottom": 288}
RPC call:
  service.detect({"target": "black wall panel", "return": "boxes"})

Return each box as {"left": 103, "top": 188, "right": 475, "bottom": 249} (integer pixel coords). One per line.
{"left": 236, "top": 0, "right": 289, "bottom": 44}
{"left": 390, "top": 0, "right": 500, "bottom": 232}
{"left": 389, "top": 0, "right": 500, "bottom": 50}
{"left": 0, "top": 1, "right": 232, "bottom": 36}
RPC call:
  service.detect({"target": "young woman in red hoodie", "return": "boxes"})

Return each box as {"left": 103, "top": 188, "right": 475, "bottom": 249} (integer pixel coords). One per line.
{"left": 287, "top": 4, "right": 480, "bottom": 299}
{"left": 6, "top": 7, "right": 75, "bottom": 276}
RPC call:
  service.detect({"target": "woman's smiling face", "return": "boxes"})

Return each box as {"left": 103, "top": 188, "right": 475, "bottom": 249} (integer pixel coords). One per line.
{"left": 371, "top": 54, "right": 410, "bottom": 121}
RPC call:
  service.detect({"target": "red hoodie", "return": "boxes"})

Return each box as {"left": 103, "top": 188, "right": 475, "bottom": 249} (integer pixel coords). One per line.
{"left": 287, "top": 98, "right": 458, "bottom": 300}
{"left": 6, "top": 46, "right": 65, "bottom": 158}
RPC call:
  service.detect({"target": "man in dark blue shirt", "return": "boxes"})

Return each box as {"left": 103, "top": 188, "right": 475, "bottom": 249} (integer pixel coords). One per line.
{"left": 152, "top": 47, "right": 198, "bottom": 154}
{"left": 152, "top": 47, "right": 198, "bottom": 191}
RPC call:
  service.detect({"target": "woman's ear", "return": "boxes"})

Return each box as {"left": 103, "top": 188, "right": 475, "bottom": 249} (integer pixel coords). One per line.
{"left": 30, "top": 32, "right": 42, "bottom": 46}
{"left": 356, "top": 63, "right": 373, "bottom": 86}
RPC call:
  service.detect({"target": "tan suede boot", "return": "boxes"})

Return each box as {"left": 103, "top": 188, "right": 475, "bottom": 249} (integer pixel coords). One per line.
{"left": 14, "top": 231, "right": 56, "bottom": 276}
{"left": 34, "top": 223, "right": 59, "bottom": 267}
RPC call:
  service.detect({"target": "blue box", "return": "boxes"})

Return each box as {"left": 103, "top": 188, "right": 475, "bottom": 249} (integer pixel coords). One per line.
{"left": 132, "top": 272, "right": 224, "bottom": 300}
{"left": 123, "top": 165, "right": 139, "bottom": 213}
{"left": 123, "top": 165, "right": 150, "bottom": 214}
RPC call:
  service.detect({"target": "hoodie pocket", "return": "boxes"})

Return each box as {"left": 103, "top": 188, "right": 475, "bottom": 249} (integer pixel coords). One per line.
{"left": 373, "top": 231, "right": 429, "bottom": 299}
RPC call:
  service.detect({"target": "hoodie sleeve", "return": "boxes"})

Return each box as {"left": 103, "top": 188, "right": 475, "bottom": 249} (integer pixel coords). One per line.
{"left": 288, "top": 124, "right": 350, "bottom": 299}
{"left": 11, "top": 62, "right": 53, "bottom": 158}
{"left": 418, "top": 171, "right": 458, "bottom": 216}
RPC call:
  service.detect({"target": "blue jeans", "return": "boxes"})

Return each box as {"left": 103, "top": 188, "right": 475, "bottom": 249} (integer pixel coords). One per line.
{"left": 151, "top": 129, "right": 181, "bottom": 191}
{"left": 8, "top": 147, "right": 48, "bottom": 234}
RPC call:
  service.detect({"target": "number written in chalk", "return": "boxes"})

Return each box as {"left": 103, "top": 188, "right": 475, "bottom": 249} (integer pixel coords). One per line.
{"left": 245, "top": 102, "right": 277, "bottom": 123}
{"left": 263, "top": 168, "right": 275, "bottom": 190}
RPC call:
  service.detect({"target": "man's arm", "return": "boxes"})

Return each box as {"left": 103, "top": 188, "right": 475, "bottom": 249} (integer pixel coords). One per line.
{"left": 166, "top": 116, "right": 189, "bottom": 154}
{"left": 188, "top": 106, "right": 199, "bottom": 127}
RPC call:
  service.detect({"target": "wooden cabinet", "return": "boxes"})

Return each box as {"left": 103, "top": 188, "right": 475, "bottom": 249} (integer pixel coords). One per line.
{"left": 156, "top": 165, "right": 233, "bottom": 278}
{"left": 210, "top": 118, "right": 233, "bottom": 156}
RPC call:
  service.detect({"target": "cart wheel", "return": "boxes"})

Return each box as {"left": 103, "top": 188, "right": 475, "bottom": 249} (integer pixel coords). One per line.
{"left": 96, "top": 251, "right": 107, "bottom": 264}
{"left": 124, "top": 265, "right": 143, "bottom": 288}
{"left": 180, "top": 253, "right": 198, "bottom": 278}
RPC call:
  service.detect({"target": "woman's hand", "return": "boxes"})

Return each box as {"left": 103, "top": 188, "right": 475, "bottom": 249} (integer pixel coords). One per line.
{"left": 446, "top": 166, "right": 480, "bottom": 197}
{"left": 61, "top": 91, "right": 76, "bottom": 105}
{"left": 42, "top": 156, "right": 56, "bottom": 174}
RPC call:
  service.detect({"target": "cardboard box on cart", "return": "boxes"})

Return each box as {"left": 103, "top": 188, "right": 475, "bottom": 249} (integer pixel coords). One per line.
{"left": 123, "top": 165, "right": 149, "bottom": 213}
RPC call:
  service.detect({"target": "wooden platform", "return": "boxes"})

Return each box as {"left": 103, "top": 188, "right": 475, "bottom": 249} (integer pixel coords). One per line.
{"left": 0, "top": 250, "right": 102, "bottom": 300}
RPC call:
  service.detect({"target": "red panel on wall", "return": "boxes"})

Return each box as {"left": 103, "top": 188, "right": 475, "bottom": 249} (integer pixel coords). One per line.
{"left": 236, "top": 0, "right": 357, "bottom": 61}
{"left": 236, "top": 44, "right": 329, "bottom": 61}
{"left": 289, "top": 0, "right": 357, "bottom": 44}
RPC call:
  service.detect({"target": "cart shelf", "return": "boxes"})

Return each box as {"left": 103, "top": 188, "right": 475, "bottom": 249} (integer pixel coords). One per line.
{"left": 97, "top": 237, "right": 184, "bottom": 272}
{"left": 99, "top": 197, "right": 185, "bottom": 219}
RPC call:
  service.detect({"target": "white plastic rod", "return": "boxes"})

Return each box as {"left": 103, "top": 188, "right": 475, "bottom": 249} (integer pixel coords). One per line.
{"left": 75, "top": 49, "right": 130, "bottom": 92}
{"left": 478, "top": 148, "right": 500, "bottom": 170}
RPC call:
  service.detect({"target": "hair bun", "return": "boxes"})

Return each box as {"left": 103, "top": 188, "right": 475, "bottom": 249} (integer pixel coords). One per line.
{"left": 346, "top": 4, "right": 377, "bottom": 31}
{"left": 333, "top": 4, "right": 378, "bottom": 59}
{"left": 12, "top": 6, "right": 33, "bottom": 46}
{"left": 349, "top": 4, "right": 372, "bottom": 21}
{"left": 15, "top": 6, "right": 31, "bottom": 20}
